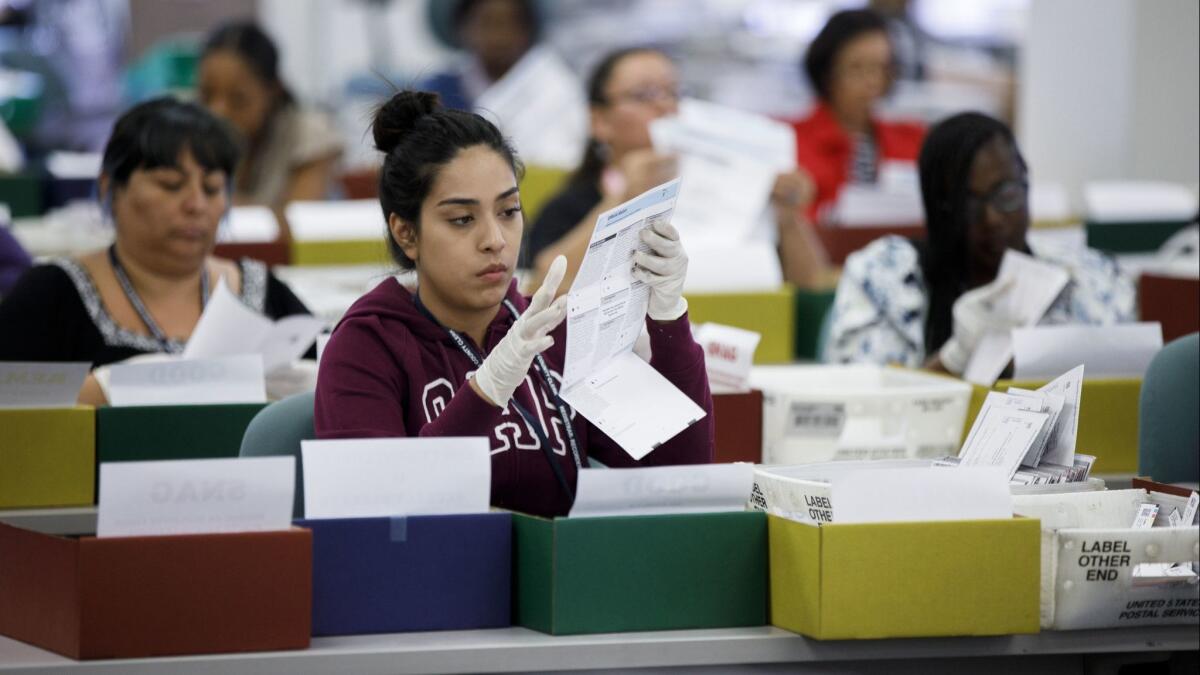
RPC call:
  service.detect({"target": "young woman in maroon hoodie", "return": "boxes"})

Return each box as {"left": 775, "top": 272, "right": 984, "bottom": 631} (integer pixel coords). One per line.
{"left": 314, "top": 90, "right": 714, "bottom": 517}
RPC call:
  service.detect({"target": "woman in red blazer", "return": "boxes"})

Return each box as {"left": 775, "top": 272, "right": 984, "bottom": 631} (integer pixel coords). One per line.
{"left": 791, "top": 9, "right": 925, "bottom": 221}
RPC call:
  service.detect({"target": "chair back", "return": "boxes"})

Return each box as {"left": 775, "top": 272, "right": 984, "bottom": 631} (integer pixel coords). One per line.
{"left": 239, "top": 391, "right": 316, "bottom": 518}
{"left": 1138, "top": 332, "right": 1200, "bottom": 483}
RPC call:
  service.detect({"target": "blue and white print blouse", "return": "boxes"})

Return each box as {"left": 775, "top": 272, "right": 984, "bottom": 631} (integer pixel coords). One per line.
{"left": 824, "top": 236, "right": 1136, "bottom": 366}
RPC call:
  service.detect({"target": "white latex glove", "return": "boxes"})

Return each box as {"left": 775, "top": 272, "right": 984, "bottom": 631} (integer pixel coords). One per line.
{"left": 939, "top": 278, "right": 1020, "bottom": 375}
{"left": 632, "top": 219, "right": 689, "bottom": 321}
{"left": 473, "top": 255, "right": 568, "bottom": 408}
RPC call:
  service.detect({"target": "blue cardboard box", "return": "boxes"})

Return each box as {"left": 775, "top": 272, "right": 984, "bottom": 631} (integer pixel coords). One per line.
{"left": 297, "top": 513, "right": 512, "bottom": 636}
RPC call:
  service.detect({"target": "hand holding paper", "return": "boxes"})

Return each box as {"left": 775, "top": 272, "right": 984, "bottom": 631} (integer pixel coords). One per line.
{"left": 633, "top": 219, "right": 688, "bottom": 321}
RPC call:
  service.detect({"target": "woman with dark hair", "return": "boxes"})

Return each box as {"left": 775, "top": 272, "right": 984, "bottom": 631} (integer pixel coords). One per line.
{"left": 526, "top": 47, "right": 827, "bottom": 290}
{"left": 421, "top": 0, "right": 541, "bottom": 111}
{"left": 198, "top": 21, "right": 343, "bottom": 232}
{"left": 314, "top": 90, "right": 713, "bottom": 517}
{"left": 790, "top": 8, "right": 925, "bottom": 220}
{"left": 0, "top": 97, "right": 311, "bottom": 399}
{"left": 824, "top": 112, "right": 1134, "bottom": 372}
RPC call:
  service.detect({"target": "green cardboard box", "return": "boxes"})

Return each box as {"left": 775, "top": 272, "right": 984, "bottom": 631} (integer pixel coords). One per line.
{"left": 95, "top": 403, "right": 267, "bottom": 464}
{"left": 512, "top": 510, "right": 767, "bottom": 635}
{"left": 1085, "top": 220, "right": 1193, "bottom": 254}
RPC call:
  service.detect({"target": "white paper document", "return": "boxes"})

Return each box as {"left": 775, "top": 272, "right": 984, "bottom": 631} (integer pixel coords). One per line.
{"left": 0, "top": 361, "right": 89, "bottom": 408}
{"left": 474, "top": 46, "right": 587, "bottom": 169}
{"left": 694, "top": 322, "right": 761, "bottom": 393}
{"left": 1030, "top": 365, "right": 1084, "bottom": 466}
{"left": 300, "top": 437, "right": 491, "bottom": 519}
{"left": 1005, "top": 387, "right": 1065, "bottom": 467}
{"left": 963, "top": 249, "right": 1070, "bottom": 385}
{"left": 957, "top": 392, "right": 1050, "bottom": 479}
{"left": 650, "top": 98, "right": 794, "bottom": 242}
{"left": 560, "top": 179, "right": 706, "bottom": 460}
{"left": 831, "top": 466, "right": 1011, "bottom": 524}
{"left": 96, "top": 457, "right": 295, "bottom": 537}
{"left": 107, "top": 354, "right": 267, "bottom": 406}
{"left": 219, "top": 205, "right": 280, "bottom": 243}
{"left": 568, "top": 463, "right": 755, "bottom": 518}
{"left": 285, "top": 199, "right": 384, "bottom": 241}
{"left": 183, "top": 281, "right": 324, "bottom": 373}
{"left": 1012, "top": 323, "right": 1162, "bottom": 380}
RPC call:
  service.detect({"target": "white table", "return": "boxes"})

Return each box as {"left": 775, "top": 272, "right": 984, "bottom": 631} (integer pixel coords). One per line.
{"left": 0, "top": 625, "right": 1195, "bottom": 675}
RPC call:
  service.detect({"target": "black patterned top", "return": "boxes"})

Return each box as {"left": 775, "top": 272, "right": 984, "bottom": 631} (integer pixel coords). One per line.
{"left": 0, "top": 257, "right": 310, "bottom": 368}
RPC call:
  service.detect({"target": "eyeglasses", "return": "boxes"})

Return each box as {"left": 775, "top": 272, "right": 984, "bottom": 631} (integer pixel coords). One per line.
{"left": 968, "top": 179, "right": 1028, "bottom": 216}
{"left": 604, "top": 84, "right": 685, "bottom": 107}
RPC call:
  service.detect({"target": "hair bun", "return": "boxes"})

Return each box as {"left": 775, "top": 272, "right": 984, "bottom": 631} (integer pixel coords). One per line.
{"left": 373, "top": 90, "right": 441, "bottom": 155}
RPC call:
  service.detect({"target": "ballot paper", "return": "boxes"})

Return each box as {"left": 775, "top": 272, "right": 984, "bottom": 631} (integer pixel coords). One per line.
{"left": 962, "top": 250, "right": 1071, "bottom": 386}
{"left": 474, "top": 46, "right": 587, "bottom": 169}
{"left": 1006, "top": 387, "right": 1066, "bottom": 467}
{"left": 107, "top": 354, "right": 267, "bottom": 406}
{"left": 831, "top": 466, "right": 1011, "bottom": 524}
{"left": 0, "top": 361, "right": 89, "bottom": 408}
{"left": 1030, "top": 365, "right": 1084, "bottom": 466}
{"left": 694, "top": 322, "right": 761, "bottom": 393}
{"left": 957, "top": 392, "right": 1050, "bottom": 479}
{"left": 96, "top": 457, "right": 294, "bottom": 537}
{"left": 560, "top": 179, "right": 706, "bottom": 460}
{"left": 183, "top": 281, "right": 324, "bottom": 373}
{"left": 683, "top": 239, "right": 783, "bottom": 292}
{"left": 649, "top": 98, "right": 794, "bottom": 242}
{"left": 1012, "top": 323, "right": 1163, "bottom": 380}
{"left": 300, "top": 437, "right": 491, "bottom": 519}
{"left": 568, "top": 463, "right": 755, "bottom": 518}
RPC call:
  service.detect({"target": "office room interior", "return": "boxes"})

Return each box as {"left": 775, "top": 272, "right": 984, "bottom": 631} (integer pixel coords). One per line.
{"left": 0, "top": 0, "right": 1197, "bottom": 674}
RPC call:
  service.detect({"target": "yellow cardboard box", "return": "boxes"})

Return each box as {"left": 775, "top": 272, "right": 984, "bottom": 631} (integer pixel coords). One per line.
{"left": 0, "top": 407, "right": 95, "bottom": 508}
{"left": 290, "top": 239, "right": 390, "bottom": 266}
{"left": 684, "top": 288, "right": 795, "bottom": 364}
{"left": 768, "top": 513, "right": 1040, "bottom": 639}
{"left": 964, "top": 378, "right": 1141, "bottom": 474}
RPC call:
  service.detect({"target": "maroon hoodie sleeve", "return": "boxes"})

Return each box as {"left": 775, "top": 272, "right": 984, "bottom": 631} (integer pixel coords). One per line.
{"left": 587, "top": 311, "right": 715, "bottom": 468}
{"left": 313, "top": 315, "right": 506, "bottom": 439}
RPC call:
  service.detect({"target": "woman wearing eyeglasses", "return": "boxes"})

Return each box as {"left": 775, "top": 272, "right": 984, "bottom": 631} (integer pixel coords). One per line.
{"left": 790, "top": 8, "right": 925, "bottom": 221}
{"left": 525, "top": 47, "right": 826, "bottom": 290}
{"left": 824, "top": 112, "right": 1134, "bottom": 373}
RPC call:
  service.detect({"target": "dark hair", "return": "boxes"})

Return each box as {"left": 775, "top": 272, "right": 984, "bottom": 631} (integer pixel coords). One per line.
{"left": 202, "top": 21, "right": 294, "bottom": 104}
{"left": 917, "top": 111, "right": 1027, "bottom": 355}
{"left": 452, "top": 0, "right": 541, "bottom": 39}
{"left": 372, "top": 90, "right": 522, "bottom": 270}
{"left": 100, "top": 97, "right": 240, "bottom": 203}
{"left": 803, "top": 9, "right": 889, "bottom": 101}
{"left": 571, "top": 46, "right": 663, "bottom": 188}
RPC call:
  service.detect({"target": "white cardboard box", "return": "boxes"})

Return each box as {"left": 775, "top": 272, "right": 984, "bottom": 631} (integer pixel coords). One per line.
{"left": 1013, "top": 489, "right": 1200, "bottom": 630}
{"left": 749, "top": 365, "right": 971, "bottom": 464}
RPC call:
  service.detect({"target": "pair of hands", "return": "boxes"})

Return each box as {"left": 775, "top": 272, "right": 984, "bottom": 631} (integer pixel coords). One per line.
{"left": 473, "top": 226, "right": 689, "bottom": 409}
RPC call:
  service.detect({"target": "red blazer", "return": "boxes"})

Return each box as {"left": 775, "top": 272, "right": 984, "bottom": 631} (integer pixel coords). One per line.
{"left": 790, "top": 102, "right": 925, "bottom": 222}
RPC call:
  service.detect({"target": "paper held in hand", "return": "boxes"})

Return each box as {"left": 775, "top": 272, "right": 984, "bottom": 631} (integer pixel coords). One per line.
{"left": 184, "top": 280, "right": 324, "bottom": 373}
{"left": 96, "top": 457, "right": 295, "bottom": 537}
{"left": 568, "top": 463, "right": 755, "bottom": 518}
{"left": 962, "top": 249, "right": 1070, "bottom": 386}
{"left": 558, "top": 178, "right": 706, "bottom": 460}
{"left": 300, "top": 437, "right": 491, "bottom": 519}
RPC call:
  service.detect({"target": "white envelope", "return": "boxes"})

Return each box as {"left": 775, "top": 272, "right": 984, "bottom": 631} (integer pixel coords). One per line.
{"left": 569, "top": 463, "right": 755, "bottom": 518}
{"left": 1012, "top": 323, "right": 1163, "bottom": 380}
{"left": 831, "top": 466, "right": 1011, "bottom": 524}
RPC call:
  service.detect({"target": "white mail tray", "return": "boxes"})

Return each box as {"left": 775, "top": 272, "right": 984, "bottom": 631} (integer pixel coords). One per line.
{"left": 749, "top": 365, "right": 971, "bottom": 464}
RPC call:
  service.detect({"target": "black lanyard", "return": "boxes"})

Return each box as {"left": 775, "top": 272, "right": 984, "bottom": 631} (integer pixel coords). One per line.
{"left": 414, "top": 293, "right": 584, "bottom": 501}
{"left": 108, "top": 244, "right": 210, "bottom": 353}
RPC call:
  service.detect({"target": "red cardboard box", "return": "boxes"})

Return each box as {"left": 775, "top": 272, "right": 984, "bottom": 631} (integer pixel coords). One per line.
{"left": 0, "top": 523, "right": 311, "bottom": 660}
{"left": 713, "top": 390, "right": 763, "bottom": 464}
